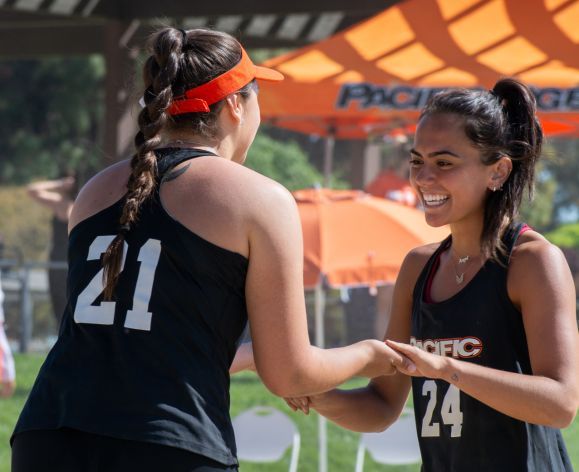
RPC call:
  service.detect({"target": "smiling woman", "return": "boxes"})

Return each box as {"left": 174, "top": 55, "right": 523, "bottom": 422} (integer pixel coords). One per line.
{"left": 287, "top": 78, "right": 579, "bottom": 472}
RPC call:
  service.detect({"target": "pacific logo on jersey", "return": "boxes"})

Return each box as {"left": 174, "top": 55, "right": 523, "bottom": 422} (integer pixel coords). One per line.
{"left": 410, "top": 336, "right": 483, "bottom": 359}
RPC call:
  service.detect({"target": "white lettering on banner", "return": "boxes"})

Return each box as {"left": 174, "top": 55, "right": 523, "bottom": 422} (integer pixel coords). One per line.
{"left": 336, "top": 84, "right": 579, "bottom": 112}
{"left": 410, "top": 336, "right": 483, "bottom": 359}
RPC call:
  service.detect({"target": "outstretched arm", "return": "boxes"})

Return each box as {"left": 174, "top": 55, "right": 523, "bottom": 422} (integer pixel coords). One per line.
{"left": 245, "top": 181, "right": 414, "bottom": 399}
{"left": 287, "top": 248, "right": 433, "bottom": 432}
{"left": 27, "top": 177, "right": 75, "bottom": 220}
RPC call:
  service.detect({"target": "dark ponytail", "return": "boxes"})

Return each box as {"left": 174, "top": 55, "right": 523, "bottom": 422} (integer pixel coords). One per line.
{"left": 419, "top": 78, "right": 543, "bottom": 261}
{"left": 101, "top": 27, "right": 251, "bottom": 300}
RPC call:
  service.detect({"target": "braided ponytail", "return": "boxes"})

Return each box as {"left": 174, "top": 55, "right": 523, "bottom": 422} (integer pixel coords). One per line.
{"left": 102, "top": 28, "right": 184, "bottom": 300}
{"left": 101, "top": 27, "right": 254, "bottom": 299}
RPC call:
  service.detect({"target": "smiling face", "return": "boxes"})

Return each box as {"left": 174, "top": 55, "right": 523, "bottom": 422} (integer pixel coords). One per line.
{"left": 410, "top": 112, "right": 496, "bottom": 229}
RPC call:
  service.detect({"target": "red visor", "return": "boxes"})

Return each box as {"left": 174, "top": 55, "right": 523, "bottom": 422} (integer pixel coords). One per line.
{"left": 167, "top": 47, "right": 284, "bottom": 115}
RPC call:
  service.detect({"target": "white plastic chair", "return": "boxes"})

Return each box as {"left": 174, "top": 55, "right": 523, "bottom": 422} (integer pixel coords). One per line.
{"left": 355, "top": 409, "right": 421, "bottom": 471}
{"left": 232, "top": 406, "right": 301, "bottom": 472}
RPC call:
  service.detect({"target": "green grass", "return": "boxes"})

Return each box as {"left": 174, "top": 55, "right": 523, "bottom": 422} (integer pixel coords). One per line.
{"left": 0, "top": 353, "right": 46, "bottom": 472}
{"left": 2, "top": 354, "right": 578, "bottom": 471}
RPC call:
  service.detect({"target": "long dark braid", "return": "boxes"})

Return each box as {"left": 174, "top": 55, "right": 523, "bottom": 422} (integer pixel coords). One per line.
{"left": 101, "top": 27, "right": 255, "bottom": 299}
{"left": 102, "top": 28, "right": 184, "bottom": 300}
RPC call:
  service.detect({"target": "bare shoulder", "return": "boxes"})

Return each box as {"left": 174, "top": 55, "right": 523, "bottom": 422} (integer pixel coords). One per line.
{"left": 510, "top": 229, "right": 567, "bottom": 270}
{"left": 69, "top": 160, "right": 131, "bottom": 232}
{"left": 402, "top": 242, "right": 442, "bottom": 278}
{"left": 509, "top": 228, "right": 573, "bottom": 298}
{"left": 187, "top": 157, "right": 297, "bottom": 218}
{"left": 394, "top": 241, "right": 443, "bottom": 295}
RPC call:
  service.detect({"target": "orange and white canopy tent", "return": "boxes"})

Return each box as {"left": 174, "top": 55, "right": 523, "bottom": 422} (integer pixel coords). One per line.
{"left": 259, "top": 0, "right": 579, "bottom": 139}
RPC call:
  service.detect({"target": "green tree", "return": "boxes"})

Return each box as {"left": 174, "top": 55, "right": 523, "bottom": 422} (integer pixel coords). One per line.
{"left": 545, "top": 223, "right": 579, "bottom": 248}
{"left": 0, "top": 56, "right": 105, "bottom": 184}
{"left": 518, "top": 164, "right": 556, "bottom": 231}
{"left": 246, "top": 130, "right": 347, "bottom": 190}
{"left": 542, "top": 139, "right": 579, "bottom": 227}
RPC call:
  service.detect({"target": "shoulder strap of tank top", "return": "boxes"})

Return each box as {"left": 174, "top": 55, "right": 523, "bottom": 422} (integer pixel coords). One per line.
{"left": 155, "top": 147, "right": 217, "bottom": 183}
{"left": 413, "top": 235, "right": 452, "bottom": 302}
{"left": 501, "top": 222, "right": 525, "bottom": 265}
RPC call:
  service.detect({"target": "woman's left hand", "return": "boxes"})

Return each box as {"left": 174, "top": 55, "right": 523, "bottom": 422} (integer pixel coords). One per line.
{"left": 386, "top": 339, "right": 449, "bottom": 380}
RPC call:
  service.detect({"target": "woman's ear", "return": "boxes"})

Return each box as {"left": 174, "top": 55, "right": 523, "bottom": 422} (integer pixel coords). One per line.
{"left": 223, "top": 92, "right": 244, "bottom": 126}
{"left": 488, "top": 155, "right": 513, "bottom": 191}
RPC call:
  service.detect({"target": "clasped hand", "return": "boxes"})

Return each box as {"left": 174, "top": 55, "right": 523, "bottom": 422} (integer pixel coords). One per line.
{"left": 285, "top": 339, "right": 447, "bottom": 414}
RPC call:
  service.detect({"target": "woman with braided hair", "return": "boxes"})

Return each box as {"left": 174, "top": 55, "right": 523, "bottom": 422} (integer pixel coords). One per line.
{"left": 10, "top": 27, "right": 411, "bottom": 472}
{"left": 287, "top": 78, "right": 579, "bottom": 471}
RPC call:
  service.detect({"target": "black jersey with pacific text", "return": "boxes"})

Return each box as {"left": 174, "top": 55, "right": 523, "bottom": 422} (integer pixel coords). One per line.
{"left": 411, "top": 224, "right": 572, "bottom": 472}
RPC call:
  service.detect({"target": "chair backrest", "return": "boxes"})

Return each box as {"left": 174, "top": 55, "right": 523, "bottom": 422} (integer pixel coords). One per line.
{"left": 233, "top": 406, "right": 301, "bottom": 472}
{"left": 355, "top": 409, "right": 421, "bottom": 471}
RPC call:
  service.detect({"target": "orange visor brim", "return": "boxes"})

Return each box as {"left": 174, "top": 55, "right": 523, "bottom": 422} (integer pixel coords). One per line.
{"left": 168, "top": 47, "right": 283, "bottom": 116}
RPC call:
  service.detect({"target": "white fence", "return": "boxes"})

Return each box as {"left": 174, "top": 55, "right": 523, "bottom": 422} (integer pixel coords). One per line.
{"left": 1, "top": 256, "right": 66, "bottom": 353}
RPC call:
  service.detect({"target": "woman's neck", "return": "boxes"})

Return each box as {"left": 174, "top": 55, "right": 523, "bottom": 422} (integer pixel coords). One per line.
{"left": 160, "top": 134, "right": 238, "bottom": 162}
{"left": 448, "top": 219, "right": 484, "bottom": 259}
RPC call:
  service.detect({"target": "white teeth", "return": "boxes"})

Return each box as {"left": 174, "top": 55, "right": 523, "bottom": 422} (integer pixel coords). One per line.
{"left": 422, "top": 194, "right": 449, "bottom": 206}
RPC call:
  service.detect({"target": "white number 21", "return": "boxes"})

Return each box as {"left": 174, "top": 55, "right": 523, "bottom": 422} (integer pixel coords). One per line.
{"left": 73, "top": 235, "right": 161, "bottom": 331}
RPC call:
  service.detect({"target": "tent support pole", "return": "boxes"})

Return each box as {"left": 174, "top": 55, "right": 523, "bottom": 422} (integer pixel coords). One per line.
{"left": 314, "top": 284, "right": 327, "bottom": 472}
{"left": 323, "top": 134, "right": 335, "bottom": 188}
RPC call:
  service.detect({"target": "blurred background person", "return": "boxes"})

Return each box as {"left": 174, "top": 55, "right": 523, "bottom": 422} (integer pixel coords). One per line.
{"left": 0, "top": 255, "right": 16, "bottom": 398}
{"left": 27, "top": 175, "right": 76, "bottom": 326}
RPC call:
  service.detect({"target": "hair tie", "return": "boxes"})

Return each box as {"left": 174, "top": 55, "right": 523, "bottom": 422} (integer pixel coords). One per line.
{"left": 178, "top": 28, "right": 192, "bottom": 53}
{"left": 489, "top": 89, "right": 507, "bottom": 108}
{"left": 119, "top": 223, "right": 131, "bottom": 235}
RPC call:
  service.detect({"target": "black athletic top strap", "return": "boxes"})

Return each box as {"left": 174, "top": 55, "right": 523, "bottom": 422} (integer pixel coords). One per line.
{"left": 155, "top": 148, "right": 217, "bottom": 182}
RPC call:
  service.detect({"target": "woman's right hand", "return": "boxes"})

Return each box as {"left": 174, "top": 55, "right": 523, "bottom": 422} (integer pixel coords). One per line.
{"left": 359, "top": 339, "right": 416, "bottom": 378}
{"left": 285, "top": 391, "right": 331, "bottom": 415}
{"left": 285, "top": 395, "right": 312, "bottom": 414}
{"left": 284, "top": 341, "right": 415, "bottom": 414}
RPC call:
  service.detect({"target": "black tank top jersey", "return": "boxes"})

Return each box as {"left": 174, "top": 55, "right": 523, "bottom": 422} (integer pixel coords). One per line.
{"left": 411, "top": 224, "right": 573, "bottom": 472}
{"left": 13, "top": 149, "right": 248, "bottom": 466}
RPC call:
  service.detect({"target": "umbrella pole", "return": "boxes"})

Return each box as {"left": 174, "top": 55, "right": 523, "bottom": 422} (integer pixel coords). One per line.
{"left": 323, "top": 134, "right": 335, "bottom": 188}
{"left": 314, "top": 284, "right": 325, "bottom": 348}
{"left": 314, "top": 284, "right": 327, "bottom": 472}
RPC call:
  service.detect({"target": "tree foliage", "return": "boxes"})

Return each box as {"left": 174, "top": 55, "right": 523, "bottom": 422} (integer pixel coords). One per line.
{"left": 0, "top": 186, "right": 51, "bottom": 261}
{"left": 543, "top": 139, "right": 579, "bottom": 226}
{"left": 545, "top": 223, "right": 579, "bottom": 249}
{"left": 0, "top": 56, "right": 105, "bottom": 184}
{"left": 518, "top": 163, "right": 557, "bottom": 231}
{"left": 518, "top": 140, "right": 579, "bottom": 231}
{"left": 246, "top": 130, "right": 347, "bottom": 191}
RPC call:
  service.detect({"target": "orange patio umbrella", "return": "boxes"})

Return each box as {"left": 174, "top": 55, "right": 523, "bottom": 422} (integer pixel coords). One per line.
{"left": 365, "top": 170, "right": 418, "bottom": 206}
{"left": 295, "top": 187, "right": 448, "bottom": 334}
{"left": 259, "top": 0, "right": 579, "bottom": 140}
{"left": 294, "top": 187, "right": 448, "bottom": 472}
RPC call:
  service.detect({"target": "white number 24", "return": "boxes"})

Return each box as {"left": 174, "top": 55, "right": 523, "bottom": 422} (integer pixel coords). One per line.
{"left": 73, "top": 235, "right": 161, "bottom": 331}
{"left": 421, "top": 380, "right": 463, "bottom": 438}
